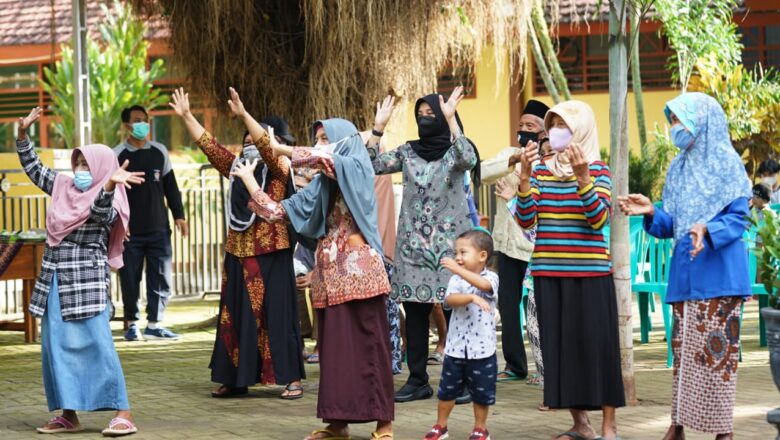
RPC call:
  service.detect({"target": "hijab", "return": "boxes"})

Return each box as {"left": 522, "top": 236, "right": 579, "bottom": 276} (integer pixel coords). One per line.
{"left": 543, "top": 100, "right": 601, "bottom": 179}
{"left": 662, "top": 92, "right": 752, "bottom": 242}
{"left": 47, "top": 145, "right": 130, "bottom": 269}
{"left": 409, "top": 93, "right": 481, "bottom": 191}
{"left": 280, "top": 118, "right": 384, "bottom": 254}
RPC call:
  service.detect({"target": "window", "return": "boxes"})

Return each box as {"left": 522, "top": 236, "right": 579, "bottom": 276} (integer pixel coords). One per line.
{"left": 741, "top": 24, "right": 780, "bottom": 71}
{"left": 437, "top": 65, "right": 476, "bottom": 98}
{"left": 533, "top": 31, "right": 674, "bottom": 93}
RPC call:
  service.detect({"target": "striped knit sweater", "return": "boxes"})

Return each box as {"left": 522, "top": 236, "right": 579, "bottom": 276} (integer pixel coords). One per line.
{"left": 510, "top": 161, "right": 612, "bottom": 277}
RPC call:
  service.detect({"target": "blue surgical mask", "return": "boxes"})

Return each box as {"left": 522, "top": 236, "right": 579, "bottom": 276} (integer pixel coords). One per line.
{"left": 73, "top": 171, "right": 93, "bottom": 191}
{"left": 130, "top": 122, "right": 150, "bottom": 140}
{"left": 670, "top": 124, "right": 695, "bottom": 150}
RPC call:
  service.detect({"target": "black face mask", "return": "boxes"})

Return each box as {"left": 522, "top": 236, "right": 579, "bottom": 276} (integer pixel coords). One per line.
{"left": 517, "top": 130, "right": 540, "bottom": 148}
{"left": 417, "top": 115, "right": 438, "bottom": 138}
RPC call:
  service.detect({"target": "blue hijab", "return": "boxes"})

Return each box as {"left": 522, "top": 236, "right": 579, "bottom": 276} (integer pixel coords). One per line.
{"left": 661, "top": 92, "right": 751, "bottom": 242}
{"left": 281, "top": 118, "right": 384, "bottom": 255}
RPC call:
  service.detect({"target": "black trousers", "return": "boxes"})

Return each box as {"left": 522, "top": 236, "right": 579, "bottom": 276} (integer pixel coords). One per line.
{"left": 119, "top": 230, "right": 172, "bottom": 322}
{"left": 402, "top": 301, "right": 434, "bottom": 387}
{"left": 496, "top": 252, "right": 529, "bottom": 377}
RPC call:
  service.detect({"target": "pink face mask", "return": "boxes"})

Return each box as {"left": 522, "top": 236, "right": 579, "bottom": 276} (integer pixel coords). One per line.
{"left": 548, "top": 127, "right": 573, "bottom": 152}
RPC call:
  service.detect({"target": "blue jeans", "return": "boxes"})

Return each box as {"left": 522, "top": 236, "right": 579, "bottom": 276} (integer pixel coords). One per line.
{"left": 119, "top": 230, "right": 172, "bottom": 322}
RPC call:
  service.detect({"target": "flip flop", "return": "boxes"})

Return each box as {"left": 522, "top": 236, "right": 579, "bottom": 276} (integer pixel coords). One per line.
{"left": 306, "top": 353, "right": 320, "bottom": 364}
{"left": 370, "top": 432, "right": 393, "bottom": 439}
{"left": 36, "top": 416, "right": 83, "bottom": 434}
{"left": 554, "top": 432, "right": 588, "bottom": 440}
{"left": 496, "top": 369, "right": 522, "bottom": 382}
{"left": 101, "top": 417, "right": 138, "bottom": 437}
{"left": 280, "top": 383, "right": 304, "bottom": 400}
{"left": 306, "top": 428, "right": 351, "bottom": 440}
{"left": 426, "top": 351, "right": 444, "bottom": 365}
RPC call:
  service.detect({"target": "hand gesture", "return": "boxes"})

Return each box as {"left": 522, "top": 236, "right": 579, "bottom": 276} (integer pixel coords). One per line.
{"left": 568, "top": 143, "right": 590, "bottom": 185}
{"left": 374, "top": 95, "right": 396, "bottom": 131}
{"left": 439, "top": 85, "right": 464, "bottom": 122}
{"left": 175, "top": 218, "right": 189, "bottom": 238}
{"left": 494, "top": 178, "right": 516, "bottom": 201}
{"left": 230, "top": 158, "right": 259, "bottom": 180}
{"left": 471, "top": 295, "right": 491, "bottom": 312}
{"left": 18, "top": 107, "right": 43, "bottom": 138}
{"left": 440, "top": 257, "right": 460, "bottom": 273}
{"left": 617, "top": 194, "right": 654, "bottom": 216}
{"left": 518, "top": 143, "right": 540, "bottom": 181}
{"left": 689, "top": 223, "right": 707, "bottom": 259}
{"left": 227, "top": 87, "right": 247, "bottom": 118}
{"left": 168, "top": 87, "right": 191, "bottom": 118}
{"left": 110, "top": 160, "right": 145, "bottom": 189}
{"left": 267, "top": 126, "right": 283, "bottom": 156}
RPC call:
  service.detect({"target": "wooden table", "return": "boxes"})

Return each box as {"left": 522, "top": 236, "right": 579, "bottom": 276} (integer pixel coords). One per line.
{"left": 0, "top": 242, "right": 44, "bottom": 342}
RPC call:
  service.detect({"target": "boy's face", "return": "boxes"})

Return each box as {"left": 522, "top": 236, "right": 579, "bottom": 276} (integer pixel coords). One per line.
{"left": 753, "top": 196, "right": 768, "bottom": 209}
{"left": 453, "top": 237, "right": 488, "bottom": 273}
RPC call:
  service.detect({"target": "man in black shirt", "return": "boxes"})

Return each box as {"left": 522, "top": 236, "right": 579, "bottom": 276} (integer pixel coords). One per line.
{"left": 114, "top": 105, "right": 188, "bottom": 341}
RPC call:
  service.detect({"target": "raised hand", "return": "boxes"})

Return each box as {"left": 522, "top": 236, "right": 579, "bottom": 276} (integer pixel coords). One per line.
{"left": 568, "top": 143, "right": 591, "bottom": 187}
{"left": 494, "top": 178, "right": 516, "bottom": 201}
{"left": 374, "top": 95, "right": 396, "bottom": 131}
{"left": 439, "top": 85, "right": 464, "bottom": 122}
{"left": 440, "top": 257, "right": 461, "bottom": 274}
{"left": 617, "top": 194, "right": 654, "bottom": 216}
{"left": 18, "top": 107, "right": 43, "bottom": 139}
{"left": 518, "top": 143, "right": 540, "bottom": 181}
{"left": 227, "top": 87, "right": 247, "bottom": 118}
{"left": 168, "top": 87, "right": 191, "bottom": 118}
{"left": 105, "top": 159, "right": 145, "bottom": 192}
{"left": 230, "top": 158, "right": 259, "bottom": 180}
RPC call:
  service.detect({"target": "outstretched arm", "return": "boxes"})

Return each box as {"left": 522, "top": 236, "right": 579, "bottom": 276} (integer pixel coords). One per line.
{"left": 16, "top": 107, "right": 56, "bottom": 195}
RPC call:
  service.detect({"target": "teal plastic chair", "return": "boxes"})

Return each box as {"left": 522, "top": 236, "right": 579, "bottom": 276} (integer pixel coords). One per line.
{"left": 631, "top": 228, "right": 675, "bottom": 368}
{"left": 744, "top": 227, "right": 771, "bottom": 347}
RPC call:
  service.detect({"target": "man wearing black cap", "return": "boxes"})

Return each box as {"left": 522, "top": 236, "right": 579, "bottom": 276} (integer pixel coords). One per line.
{"left": 480, "top": 99, "right": 550, "bottom": 382}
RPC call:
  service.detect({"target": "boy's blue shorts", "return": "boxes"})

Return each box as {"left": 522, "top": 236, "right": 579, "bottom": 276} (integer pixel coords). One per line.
{"left": 437, "top": 353, "right": 497, "bottom": 405}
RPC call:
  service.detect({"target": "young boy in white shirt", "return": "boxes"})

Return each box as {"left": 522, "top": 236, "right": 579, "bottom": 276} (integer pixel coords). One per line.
{"left": 423, "top": 229, "right": 499, "bottom": 440}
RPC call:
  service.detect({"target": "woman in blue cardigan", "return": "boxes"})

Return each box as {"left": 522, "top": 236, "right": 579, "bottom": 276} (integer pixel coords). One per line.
{"left": 619, "top": 93, "right": 751, "bottom": 440}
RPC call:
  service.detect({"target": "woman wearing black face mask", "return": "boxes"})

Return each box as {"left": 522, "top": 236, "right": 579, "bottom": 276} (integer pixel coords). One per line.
{"left": 169, "top": 88, "right": 305, "bottom": 401}
{"left": 367, "top": 87, "right": 478, "bottom": 403}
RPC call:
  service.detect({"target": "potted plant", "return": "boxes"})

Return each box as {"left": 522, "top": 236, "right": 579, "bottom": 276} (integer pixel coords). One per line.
{"left": 751, "top": 209, "right": 780, "bottom": 394}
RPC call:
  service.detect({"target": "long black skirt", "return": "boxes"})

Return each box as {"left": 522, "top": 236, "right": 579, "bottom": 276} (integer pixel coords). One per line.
{"left": 534, "top": 274, "right": 625, "bottom": 410}
{"left": 210, "top": 250, "right": 305, "bottom": 387}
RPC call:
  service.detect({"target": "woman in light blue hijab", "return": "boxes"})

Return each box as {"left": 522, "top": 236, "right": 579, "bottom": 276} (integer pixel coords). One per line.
{"left": 619, "top": 92, "right": 751, "bottom": 440}
{"left": 231, "top": 117, "right": 395, "bottom": 440}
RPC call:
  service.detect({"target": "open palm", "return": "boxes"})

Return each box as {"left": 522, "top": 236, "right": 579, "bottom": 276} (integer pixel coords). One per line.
{"left": 439, "top": 85, "right": 464, "bottom": 120}
{"left": 169, "top": 87, "right": 191, "bottom": 118}
{"left": 227, "top": 87, "right": 247, "bottom": 118}
{"left": 617, "top": 194, "right": 654, "bottom": 216}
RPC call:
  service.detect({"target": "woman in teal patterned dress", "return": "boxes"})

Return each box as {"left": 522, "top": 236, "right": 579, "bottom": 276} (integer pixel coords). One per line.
{"left": 367, "top": 86, "right": 477, "bottom": 402}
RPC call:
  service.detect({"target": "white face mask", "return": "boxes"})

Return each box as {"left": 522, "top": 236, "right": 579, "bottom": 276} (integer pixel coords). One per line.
{"left": 762, "top": 176, "right": 777, "bottom": 187}
{"left": 314, "top": 134, "right": 353, "bottom": 154}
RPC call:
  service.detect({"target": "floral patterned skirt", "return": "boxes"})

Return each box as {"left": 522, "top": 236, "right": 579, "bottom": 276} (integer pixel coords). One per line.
{"left": 671, "top": 297, "right": 742, "bottom": 434}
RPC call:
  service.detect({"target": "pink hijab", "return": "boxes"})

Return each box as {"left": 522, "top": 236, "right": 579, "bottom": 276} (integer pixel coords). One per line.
{"left": 47, "top": 144, "right": 130, "bottom": 269}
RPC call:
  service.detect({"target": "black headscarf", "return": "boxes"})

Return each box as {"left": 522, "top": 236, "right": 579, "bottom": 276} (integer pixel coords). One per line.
{"left": 408, "top": 93, "right": 481, "bottom": 192}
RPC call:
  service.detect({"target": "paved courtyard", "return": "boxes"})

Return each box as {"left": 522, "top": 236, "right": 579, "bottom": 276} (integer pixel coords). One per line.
{"left": 0, "top": 298, "right": 776, "bottom": 440}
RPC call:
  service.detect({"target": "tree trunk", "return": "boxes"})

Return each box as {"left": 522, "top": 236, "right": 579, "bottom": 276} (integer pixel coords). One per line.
{"left": 608, "top": 0, "right": 638, "bottom": 406}
{"left": 531, "top": 1, "right": 572, "bottom": 101}
{"left": 530, "top": 21, "right": 561, "bottom": 104}
{"left": 630, "top": 7, "right": 648, "bottom": 155}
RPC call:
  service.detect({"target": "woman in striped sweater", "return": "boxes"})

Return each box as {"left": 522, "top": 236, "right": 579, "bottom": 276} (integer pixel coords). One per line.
{"left": 509, "top": 100, "right": 624, "bottom": 440}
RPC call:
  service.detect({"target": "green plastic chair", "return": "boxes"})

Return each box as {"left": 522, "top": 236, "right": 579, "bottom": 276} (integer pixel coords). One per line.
{"left": 744, "top": 227, "right": 771, "bottom": 347}
{"left": 631, "top": 227, "right": 675, "bottom": 368}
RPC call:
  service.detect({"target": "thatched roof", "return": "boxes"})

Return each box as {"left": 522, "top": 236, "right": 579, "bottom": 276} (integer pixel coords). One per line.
{"left": 128, "top": 0, "right": 544, "bottom": 140}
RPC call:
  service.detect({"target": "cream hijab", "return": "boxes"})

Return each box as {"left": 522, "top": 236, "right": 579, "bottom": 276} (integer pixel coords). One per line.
{"left": 543, "top": 100, "right": 601, "bottom": 179}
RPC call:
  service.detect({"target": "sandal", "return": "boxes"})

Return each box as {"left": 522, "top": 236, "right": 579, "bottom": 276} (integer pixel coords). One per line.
{"left": 281, "top": 383, "right": 304, "bottom": 400}
{"left": 538, "top": 402, "right": 551, "bottom": 411}
{"left": 36, "top": 416, "right": 83, "bottom": 434}
{"left": 305, "top": 428, "right": 351, "bottom": 439}
{"left": 371, "top": 432, "right": 393, "bottom": 439}
{"left": 306, "top": 353, "right": 320, "bottom": 364}
{"left": 526, "top": 373, "right": 543, "bottom": 385}
{"left": 101, "top": 417, "right": 138, "bottom": 437}
{"left": 426, "top": 351, "right": 444, "bottom": 365}
{"left": 496, "top": 369, "right": 523, "bottom": 382}
{"left": 211, "top": 385, "right": 248, "bottom": 398}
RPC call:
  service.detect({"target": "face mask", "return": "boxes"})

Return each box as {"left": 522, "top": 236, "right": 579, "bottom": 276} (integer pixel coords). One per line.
{"left": 762, "top": 176, "right": 777, "bottom": 187}
{"left": 242, "top": 144, "right": 261, "bottom": 163}
{"left": 416, "top": 115, "right": 438, "bottom": 138}
{"left": 130, "top": 122, "right": 150, "bottom": 140}
{"left": 314, "top": 135, "right": 353, "bottom": 154}
{"left": 517, "top": 130, "right": 540, "bottom": 148}
{"left": 73, "top": 171, "right": 93, "bottom": 191}
{"left": 548, "top": 127, "right": 572, "bottom": 152}
{"left": 670, "top": 124, "right": 695, "bottom": 150}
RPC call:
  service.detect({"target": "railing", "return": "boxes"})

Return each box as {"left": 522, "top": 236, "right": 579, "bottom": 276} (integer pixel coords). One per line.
{"left": 0, "top": 164, "right": 227, "bottom": 316}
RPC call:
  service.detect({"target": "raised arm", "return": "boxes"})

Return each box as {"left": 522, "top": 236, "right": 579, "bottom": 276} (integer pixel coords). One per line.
{"left": 227, "top": 87, "right": 290, "bottom": 178}
{"left": 16, "top": 107, "right": 56, "bottom": 195}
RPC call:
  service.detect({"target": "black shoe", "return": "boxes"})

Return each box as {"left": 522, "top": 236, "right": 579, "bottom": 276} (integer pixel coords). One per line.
{"left": 394, "top": 383, "right": 433, "bottom": 403}
{"left": 455, "top": 389, "right": 472, "bottom": 405}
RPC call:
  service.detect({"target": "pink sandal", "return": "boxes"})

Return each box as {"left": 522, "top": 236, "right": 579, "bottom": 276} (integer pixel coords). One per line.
{"left": 36, "top": 416, "right": 83, "bottom": 434}
{"left": 101, "top": 417, "right": 138, "bottom": 437}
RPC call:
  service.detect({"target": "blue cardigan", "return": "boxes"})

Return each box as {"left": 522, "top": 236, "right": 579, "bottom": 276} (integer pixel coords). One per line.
{"left": 643, "top": 197, "right": 751, "bottom": 303}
